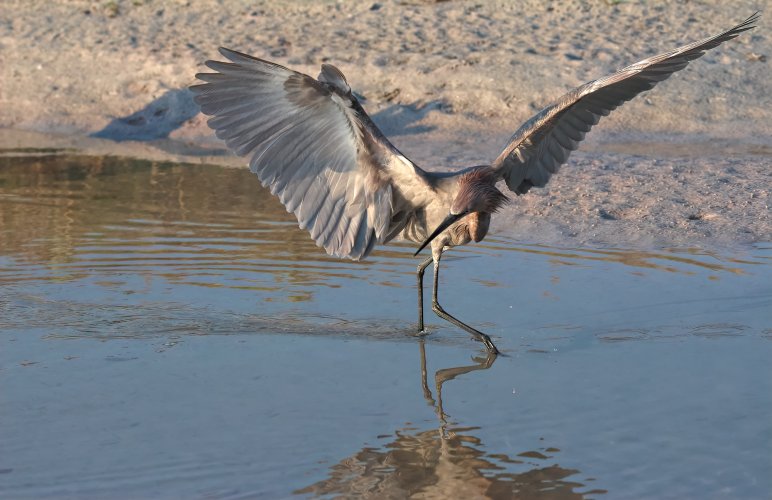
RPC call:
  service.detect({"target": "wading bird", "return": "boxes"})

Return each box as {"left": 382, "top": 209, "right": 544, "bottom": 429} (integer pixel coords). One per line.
{"left": 191, "top": 13, "right": 758, "bottom": 354}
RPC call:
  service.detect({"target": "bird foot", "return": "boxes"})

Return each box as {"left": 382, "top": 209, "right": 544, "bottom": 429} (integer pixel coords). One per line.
{"left": 431, "top": 301, "right": 499, "bottom": 354}
{"left": 413, "top": 328, "right": 432, "bottom": 338}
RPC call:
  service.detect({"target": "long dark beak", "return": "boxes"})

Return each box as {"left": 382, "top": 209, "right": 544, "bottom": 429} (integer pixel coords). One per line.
{"left": 414, "top": 213, "right": 463, "bottom": 256}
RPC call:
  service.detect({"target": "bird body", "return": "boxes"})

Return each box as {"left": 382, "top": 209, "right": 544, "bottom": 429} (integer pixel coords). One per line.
{"left": 191, "top": 13, "right": 759, "bottom": 353}
{"left": 397, "top": 167, "right": 497, "bottom": 247}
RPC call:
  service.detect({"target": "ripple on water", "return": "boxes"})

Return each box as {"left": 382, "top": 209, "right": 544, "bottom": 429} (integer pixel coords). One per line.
{"left": 1, "top": 154, "right": 770, "bottom": 499}
{"left": 0, "top": 153, "right": 769, "bottom": 347}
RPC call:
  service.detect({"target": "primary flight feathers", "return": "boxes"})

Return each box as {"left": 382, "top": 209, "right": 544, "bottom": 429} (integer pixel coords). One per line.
{"left": 492, "top": 12, "right": 759, "bottom": 195}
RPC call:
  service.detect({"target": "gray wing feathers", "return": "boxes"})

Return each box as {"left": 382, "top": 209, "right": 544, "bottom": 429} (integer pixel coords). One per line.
{"left": 493, "top": 13, "right": 759, "bottom": 195}
{"left": 191, "top": 48, "right": 412, "bottom": 260}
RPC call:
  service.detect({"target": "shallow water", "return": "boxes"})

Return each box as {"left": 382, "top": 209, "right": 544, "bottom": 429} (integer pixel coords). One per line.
{"left": 1, "top": 154, "right": 770, "bottom": 499}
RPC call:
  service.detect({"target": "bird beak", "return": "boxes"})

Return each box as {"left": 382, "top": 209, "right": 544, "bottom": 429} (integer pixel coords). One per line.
{"left": 414, "top": 212, "right": 463, "bottom": 256}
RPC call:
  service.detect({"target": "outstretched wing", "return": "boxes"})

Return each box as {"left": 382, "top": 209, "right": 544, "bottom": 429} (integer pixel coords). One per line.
{"left": 492, "top": 13, "right": 759, "bottom": 195}
{"left": 190, "top": 48, "right": 430, "bottom": 260}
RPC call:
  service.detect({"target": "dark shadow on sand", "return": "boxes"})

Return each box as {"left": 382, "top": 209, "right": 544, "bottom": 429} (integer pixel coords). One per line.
{"left": 91, "top": 89, "right": 199, "bottom": 142}
{"left": 90, "top": 87, "right": 441, "bottom": 143}
{"left": 370, "top": 100, "right": 444, "bottom": 136}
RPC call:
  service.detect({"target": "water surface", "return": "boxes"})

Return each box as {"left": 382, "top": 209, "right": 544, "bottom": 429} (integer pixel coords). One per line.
{"left": 1, "top": 154, "right": 770, "bottom": 499}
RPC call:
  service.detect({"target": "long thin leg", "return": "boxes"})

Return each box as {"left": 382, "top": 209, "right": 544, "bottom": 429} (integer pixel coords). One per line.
{"left": 431, "top": 255, "right": 499, "bottom": 354}
{"left": 416, "top": 256, "right": 433, "bottom": 332}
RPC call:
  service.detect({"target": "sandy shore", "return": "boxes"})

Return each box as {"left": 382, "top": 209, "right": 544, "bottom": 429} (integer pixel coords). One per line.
{"left": 1, "top": 0, "right": 770, "bottom": 249}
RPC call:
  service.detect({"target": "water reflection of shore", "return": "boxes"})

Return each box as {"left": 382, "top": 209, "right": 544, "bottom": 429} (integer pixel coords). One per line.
{"left": 1, "top": 154, "right": 753, "bottom": 298}
{"left": 297, "top": 343, "right": 605, "bottom": 498}
{"left": 0, "top": 154, "right": 407, "bottom": 294}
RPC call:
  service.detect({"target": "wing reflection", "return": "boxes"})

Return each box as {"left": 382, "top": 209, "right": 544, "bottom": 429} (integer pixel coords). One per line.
{"left": 297, "top": 343, "right": 604, "bottom": 498}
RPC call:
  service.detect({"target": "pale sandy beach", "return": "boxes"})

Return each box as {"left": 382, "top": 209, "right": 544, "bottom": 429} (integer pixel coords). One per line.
{"left": 1, "top": 0, "right": 770, "bottom": 248}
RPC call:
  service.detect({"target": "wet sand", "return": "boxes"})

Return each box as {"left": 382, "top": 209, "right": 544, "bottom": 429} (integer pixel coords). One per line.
{"left": 2, "top": 127, "right": 769, "bottom": 250}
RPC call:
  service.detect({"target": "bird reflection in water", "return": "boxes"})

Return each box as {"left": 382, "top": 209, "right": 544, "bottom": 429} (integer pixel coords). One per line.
{"left": 297, "top": 343, "right": 605, "bottom": 498}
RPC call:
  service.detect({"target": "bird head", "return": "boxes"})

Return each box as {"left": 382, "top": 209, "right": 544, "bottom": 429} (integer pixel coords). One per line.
{"left": 451, "top": 168, "right": 508, "bottom": 215}
{"left": 415, "top": 168, "right": 508, "bottom": 256}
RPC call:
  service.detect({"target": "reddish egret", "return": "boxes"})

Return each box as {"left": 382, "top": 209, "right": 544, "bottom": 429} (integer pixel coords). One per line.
{"left": 191, "top": 13, "right": 758, "bottom": 354}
